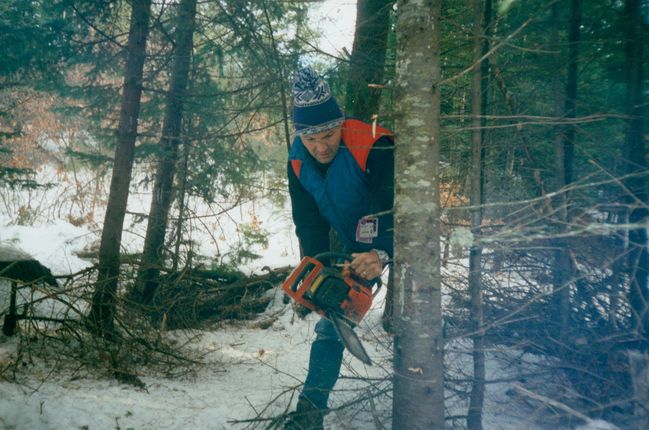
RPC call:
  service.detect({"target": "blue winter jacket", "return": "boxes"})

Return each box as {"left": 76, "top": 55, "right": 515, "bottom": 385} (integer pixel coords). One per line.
{"left": 288, "top": 119, "right": 393, "bottom": 257}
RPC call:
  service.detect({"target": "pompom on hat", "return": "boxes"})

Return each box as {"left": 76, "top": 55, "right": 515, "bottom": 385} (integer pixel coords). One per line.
{"left": 292, "top": 67, "right": 344, "bottom": 136}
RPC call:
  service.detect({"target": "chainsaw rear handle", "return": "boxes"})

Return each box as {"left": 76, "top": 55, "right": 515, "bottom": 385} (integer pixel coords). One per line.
{"left": 288, "top": 260, "right": 318, "bottom": 293}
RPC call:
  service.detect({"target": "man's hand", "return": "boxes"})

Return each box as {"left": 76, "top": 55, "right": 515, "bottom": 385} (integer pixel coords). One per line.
{"left": 350, "top": 251, "right": 383, "bottom": 280}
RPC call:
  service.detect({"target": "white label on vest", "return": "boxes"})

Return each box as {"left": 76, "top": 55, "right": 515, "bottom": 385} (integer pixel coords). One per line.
{"left": 356, "top": 216, "right": 378, "bottom": 244}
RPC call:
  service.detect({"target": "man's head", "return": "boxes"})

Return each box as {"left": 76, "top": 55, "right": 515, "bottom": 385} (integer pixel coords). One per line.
{"left": 292, "top": 67, "right": 344, "bottom": 162}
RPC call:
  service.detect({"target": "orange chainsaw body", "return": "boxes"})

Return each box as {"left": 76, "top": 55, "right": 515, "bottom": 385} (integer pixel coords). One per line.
{"left": 282, "top": 256, "right": 373, "bottom": 325}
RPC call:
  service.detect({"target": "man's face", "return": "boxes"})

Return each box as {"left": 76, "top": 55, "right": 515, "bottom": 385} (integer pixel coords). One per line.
{"left": 301, "top": 126, "right": 342, "bottom": 164}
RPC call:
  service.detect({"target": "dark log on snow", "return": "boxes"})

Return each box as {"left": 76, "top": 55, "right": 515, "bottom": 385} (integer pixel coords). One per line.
{"left": 0, "top": 243, "right": 58, "bottom": 336}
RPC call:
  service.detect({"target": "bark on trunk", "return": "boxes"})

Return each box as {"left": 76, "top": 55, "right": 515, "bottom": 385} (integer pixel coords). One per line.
{"left": 392, "top": 0, "right": 444, "bottom": 428}
{"left": 467, "top": 1, "right": 487, "bottom": 428}
{"left": 90, "top": 0, "right": 152, "bottom": 336}
{"left": 563, "top": 0, "right": 580, "bottom": 186}
{"left": 345, "top": 0, "right": 393, "bottom": 121}
{"left": 137, "top": 0, "right": 197, "bottom": 304}
{"left": 623, "top": 0, "right": 648, "bottom": 342}
{"left": 263, "top": 4, "right": 292, "bottom": 152}
{"left": 172, "top": 121, "right": 192, "bottom": 273}
{"left": 553, "top": 0, "right": 581, "bottom": 342}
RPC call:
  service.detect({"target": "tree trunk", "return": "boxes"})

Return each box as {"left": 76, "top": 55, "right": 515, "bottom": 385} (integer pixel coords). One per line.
{"left": 552, "top": 0, "right": 580, "bottom": 343}
{"left": 344, "top": 0, "right": 393, "bottom": 121}
{"left": 392, "top": 1, "right": 444, "bottom": 428}
{"left": 623, "top": 0, "right": 648, "bottom": 343}
{"left": 467, "top": 0, "right": 487, "bottom": 428}
{"left": 562, "top": 0, "right": 580, "bottom": 187}
{"left": 551, "top": 7, "right": 571, "bottom": 345}
{"left": 479, "top": 0, "right": 491, "bottom": 201}
{"left": 172, "top": 120, "right": 192, "bottom": 273}
{"left": 90, "top": 0, "right": 152, "bottom": 336}
{"left": 137, "top": 0, "right": 197, "bottom": 304}
{"left": 551, "top": 5, "right": 566, "bottom": 197}
{"left": 262, "top": 3, "right": 292, "bottom": 152}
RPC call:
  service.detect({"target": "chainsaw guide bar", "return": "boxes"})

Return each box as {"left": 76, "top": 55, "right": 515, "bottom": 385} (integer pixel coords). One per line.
{"left": 330, "top": 312, "right": 372, "bottom": 365}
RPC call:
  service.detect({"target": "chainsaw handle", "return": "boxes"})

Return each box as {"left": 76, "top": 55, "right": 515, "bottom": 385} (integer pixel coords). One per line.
{"left": 288, "top": 261, "right": 317, "bottom": 292}
{"left": 313, "top": 252, "right": 353, "bottom": 266}
{"left": 314, "top": 252, "right": 383, "bottom": 295}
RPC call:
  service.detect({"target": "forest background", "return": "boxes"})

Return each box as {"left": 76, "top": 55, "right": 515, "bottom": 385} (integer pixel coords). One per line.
{"left": 1, "top": 0, "right": 648, "bottom": 429}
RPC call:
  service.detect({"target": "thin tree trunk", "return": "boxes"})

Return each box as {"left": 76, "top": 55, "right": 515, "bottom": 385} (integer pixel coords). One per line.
{"left": 623, "top": 0, "right": 648, "bottom": 343}
{"left": 553, "top": 0, "right": 581, "bottom": 342}
{"left": 262, "top": 2, "right": 291, "bottom": 152}
{"left": 345, "top": 0, "right": 393, "bottom": 121}
{"left": 551, "top": 3, "right": 572, "bottom": 344}
{"left": 467, "top": 1, "right": 486, "bottom": 428}
{"left": 551, "top": 5, "right": 566, "bottom": 198}
{"left": 137, "top": 0, "right": 197, "bottom": 303}
{"left": 172, "top": 122, "right": 191, "bottom": 273}
{"left": 563, "top": 0, "right": 580, "bottom": 187}
{"left": 479, "top": 0, "right": 491, "bottom": 202}
{"left": 392, "top": 1, "right": 444, "bottom": 428}
{"left": 90, "top": 0, "right": 152, "bottom": 336}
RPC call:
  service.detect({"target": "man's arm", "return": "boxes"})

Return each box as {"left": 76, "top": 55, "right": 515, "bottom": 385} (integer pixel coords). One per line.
{"left": 288, "top": 163, "right": 330, "bottom": 258}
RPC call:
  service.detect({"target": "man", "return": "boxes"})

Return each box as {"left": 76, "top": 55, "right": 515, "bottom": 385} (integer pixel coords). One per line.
{"left": 285, "top": 66, "right": 394, "bottom": 429}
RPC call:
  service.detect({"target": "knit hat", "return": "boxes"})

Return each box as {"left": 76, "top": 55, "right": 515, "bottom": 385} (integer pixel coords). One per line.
{"left": 292, "top": 67, "right": 344, "bottom": 136}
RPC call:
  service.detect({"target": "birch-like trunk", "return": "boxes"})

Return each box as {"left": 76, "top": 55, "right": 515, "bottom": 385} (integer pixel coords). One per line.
{"left": 392, "top": 0, "right": 444, "bottom": 428}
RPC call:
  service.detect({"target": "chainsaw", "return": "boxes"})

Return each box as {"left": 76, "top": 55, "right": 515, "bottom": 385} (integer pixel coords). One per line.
{"left": 282, "top": 252, "right": 378, "bottom": 365}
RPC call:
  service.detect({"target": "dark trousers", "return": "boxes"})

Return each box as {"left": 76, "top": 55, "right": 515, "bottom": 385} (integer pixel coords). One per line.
{"left": 299, "top": 269, "right": 394, "bottom": 410}
{"left": 300, "top": 318, "right": 344, "bottom": 410}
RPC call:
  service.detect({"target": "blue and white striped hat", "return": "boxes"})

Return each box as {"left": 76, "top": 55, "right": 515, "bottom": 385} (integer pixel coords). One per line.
{"left": 292, "top": 67, "right": 344, "bottom": 136}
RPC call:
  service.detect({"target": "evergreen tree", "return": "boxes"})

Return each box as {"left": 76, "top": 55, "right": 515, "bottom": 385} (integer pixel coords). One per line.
{"left": 90, "top": 0, "right": 153, "bottom": 337}
{"left": 136, "top": 0, "right": 197, "bottom": 304}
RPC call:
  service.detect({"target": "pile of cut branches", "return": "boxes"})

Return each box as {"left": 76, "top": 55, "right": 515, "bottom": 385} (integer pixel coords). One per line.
{"left": 145, "top": 265, "right": 293, "bottom": 330}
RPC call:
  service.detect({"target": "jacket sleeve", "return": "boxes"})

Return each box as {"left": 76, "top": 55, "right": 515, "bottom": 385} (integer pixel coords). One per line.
{"left": 365, "top": 135, "right": 394, "bottom": 257}
{"left": 287, "top": 162, "right": 331, "bottom": 258}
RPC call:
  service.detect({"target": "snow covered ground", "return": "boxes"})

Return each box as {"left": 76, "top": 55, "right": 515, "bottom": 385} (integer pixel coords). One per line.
{"left": 0, "top": 168, "right": 623, "bottom": 430}
{"left": 0, "top": 209, "right": 389, "bottom": 429}
{"left": 0, "top": 296, "right": 388, "bottom": 430}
